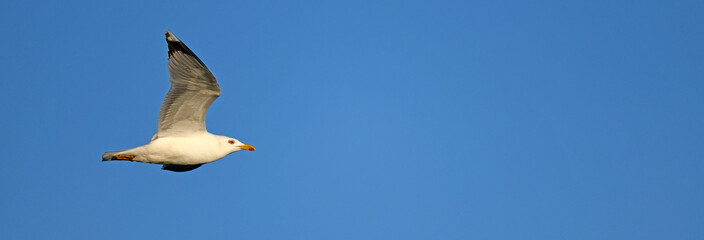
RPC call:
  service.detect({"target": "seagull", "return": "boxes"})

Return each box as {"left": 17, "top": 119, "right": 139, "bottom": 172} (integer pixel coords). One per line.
{"left": 102, "top": 30, "right": 255, "bottom": 172}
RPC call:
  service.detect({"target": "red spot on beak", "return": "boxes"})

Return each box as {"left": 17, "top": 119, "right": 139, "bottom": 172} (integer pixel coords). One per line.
{"left": 242, "top": 144, "right": 256, "bottom": 151}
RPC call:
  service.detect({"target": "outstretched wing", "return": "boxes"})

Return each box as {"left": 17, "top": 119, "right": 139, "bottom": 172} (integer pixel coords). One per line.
{"left": 157, "top": 30, "right": 221, "bottom": 137}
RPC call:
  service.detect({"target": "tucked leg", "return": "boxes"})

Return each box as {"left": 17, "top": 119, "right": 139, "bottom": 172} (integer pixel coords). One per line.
{"left": 112, "top": 154, "right": 137, "bottom": 161}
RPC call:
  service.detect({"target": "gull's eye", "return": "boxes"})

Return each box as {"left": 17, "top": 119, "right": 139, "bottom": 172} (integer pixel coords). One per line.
{"left": 228, "top": 140, "right": 235, "bottom": 144}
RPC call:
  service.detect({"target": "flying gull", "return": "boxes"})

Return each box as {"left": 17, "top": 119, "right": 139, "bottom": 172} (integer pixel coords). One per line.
{"left": 102, "top": 30, "right": 255, "bottom": 172}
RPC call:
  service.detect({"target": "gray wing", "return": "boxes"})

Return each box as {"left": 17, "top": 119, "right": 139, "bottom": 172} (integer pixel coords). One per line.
{"left": 157, "top": 30, "right": 221, "bottom": 137}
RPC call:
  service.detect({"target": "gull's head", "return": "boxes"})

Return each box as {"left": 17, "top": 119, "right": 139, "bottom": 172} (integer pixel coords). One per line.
{"left": 221, "top": 136, "right": 256, "bottom": 152}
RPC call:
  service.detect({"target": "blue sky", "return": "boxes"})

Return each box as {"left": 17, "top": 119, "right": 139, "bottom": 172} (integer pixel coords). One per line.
{"left": 1, "top": 0, "right": 703, "bottom": 239}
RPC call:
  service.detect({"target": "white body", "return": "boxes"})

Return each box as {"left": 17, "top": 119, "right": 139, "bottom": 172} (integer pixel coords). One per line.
{"left": 145, "top": 134, "right": 229, "bottom": 164}
{"left": 104, "top": 133, "right": 247, "bottom": 165}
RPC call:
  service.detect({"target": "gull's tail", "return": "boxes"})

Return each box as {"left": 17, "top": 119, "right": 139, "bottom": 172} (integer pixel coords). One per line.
{"left": 102, "top": 150, "right": 138, "bottom": 161}
{"left": 102, "top": 151, "right": 118, "bottom": 161}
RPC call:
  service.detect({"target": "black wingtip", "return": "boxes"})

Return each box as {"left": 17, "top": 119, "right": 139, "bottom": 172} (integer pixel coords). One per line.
{"left": 165, "top": 30, "right": 206, "bottom": 66}
{"left": 162, "top": 164, "right": 204, "bottom": 172}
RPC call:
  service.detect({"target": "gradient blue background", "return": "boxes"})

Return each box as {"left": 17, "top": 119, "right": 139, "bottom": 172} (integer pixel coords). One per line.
{"left": 2, "top": 0, "right": 703, "bottom": 239}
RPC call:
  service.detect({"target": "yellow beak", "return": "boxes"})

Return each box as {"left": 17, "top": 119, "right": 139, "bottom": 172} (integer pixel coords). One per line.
{"left": 241, "top": 143, "right": 256, "bottom": 151}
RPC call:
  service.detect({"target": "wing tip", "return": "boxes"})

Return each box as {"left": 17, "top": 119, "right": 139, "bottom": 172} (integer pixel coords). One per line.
{"left": 165, "top": 29, "right": 180, "bottom": 42}
{"left": 162, "top": 164, "right": 204, "bottom": 172}
{"left": 165, "top": 30, "right": 206, "bottom": 66}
